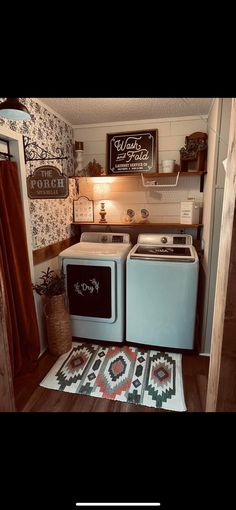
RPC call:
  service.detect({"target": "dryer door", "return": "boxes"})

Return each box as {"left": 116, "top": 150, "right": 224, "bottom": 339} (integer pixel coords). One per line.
{"left": 63, "top": 258, "right": 116, "bottom": 323}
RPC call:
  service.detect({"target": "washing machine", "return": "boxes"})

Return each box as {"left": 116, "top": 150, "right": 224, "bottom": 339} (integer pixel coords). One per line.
{"left": 59, "top": 232, "right": 131, "bottom": 342}
{"left": 126, "top": 233, "right": 199, "bottom": 349}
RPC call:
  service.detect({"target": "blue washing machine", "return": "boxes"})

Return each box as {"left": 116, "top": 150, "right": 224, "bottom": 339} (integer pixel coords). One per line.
{"left": 126, "top": 233, "right": 199, "bottom": 349}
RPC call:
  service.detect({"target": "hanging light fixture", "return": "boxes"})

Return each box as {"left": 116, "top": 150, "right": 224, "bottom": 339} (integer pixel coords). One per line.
{"left": 0, "top": 98, "right": 31, "bottom": 120}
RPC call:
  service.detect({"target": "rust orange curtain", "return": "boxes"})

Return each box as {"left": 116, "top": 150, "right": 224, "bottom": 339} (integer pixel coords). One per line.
{"left": 0, "top": 160, "right": 40, "bottom": 377}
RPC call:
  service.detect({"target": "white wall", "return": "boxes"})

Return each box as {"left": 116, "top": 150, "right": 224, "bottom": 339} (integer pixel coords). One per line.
{"left": 77, "top": 174, "right": 203, "bottom": 224}
{"left": 74, "top": 116, "right": 207, "bottom": 225}
{"left": 74, "top": 116, "right": 208, "bottom": 171}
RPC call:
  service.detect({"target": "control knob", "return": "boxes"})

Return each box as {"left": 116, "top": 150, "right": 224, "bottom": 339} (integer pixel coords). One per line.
{"left": 161, "top": 236, "right": 168, "bottom": 244}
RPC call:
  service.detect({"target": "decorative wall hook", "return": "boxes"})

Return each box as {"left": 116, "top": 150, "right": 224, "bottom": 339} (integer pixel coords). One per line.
{"left": 23, "top": 136, "right": 68, "bottom": 164}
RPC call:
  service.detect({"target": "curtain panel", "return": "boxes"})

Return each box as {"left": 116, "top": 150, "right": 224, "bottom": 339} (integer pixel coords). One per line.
{"left": 0, "top": 160, "right": 40, "bottom": 377}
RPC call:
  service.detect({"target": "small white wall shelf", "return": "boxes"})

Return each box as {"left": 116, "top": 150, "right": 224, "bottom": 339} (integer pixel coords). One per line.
{"left": 141, "top": 172, "right": 180, "bottom": 188}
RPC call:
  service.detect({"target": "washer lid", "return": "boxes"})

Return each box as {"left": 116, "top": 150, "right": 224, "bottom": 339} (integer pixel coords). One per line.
{"left": 130, "top": 244, "right": 196, "bottom": 262}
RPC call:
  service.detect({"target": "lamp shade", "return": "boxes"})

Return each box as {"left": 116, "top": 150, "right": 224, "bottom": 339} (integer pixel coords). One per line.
{"left": 0, "top": 98, "right": 31, "bottom": 120}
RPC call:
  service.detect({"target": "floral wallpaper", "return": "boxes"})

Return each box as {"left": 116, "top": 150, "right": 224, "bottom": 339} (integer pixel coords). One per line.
{"left": 0, "top": 98, "right": 76, "bottom": 250}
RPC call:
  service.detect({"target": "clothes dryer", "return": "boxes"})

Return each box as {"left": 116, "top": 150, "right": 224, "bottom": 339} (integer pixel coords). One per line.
{"left": 59, "top": 232, "right": 131, "bottom": 342}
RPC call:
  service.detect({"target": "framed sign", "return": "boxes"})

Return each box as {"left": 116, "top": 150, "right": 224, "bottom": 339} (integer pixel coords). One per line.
{"left": 73, "top": 196, "right": 94, "bottom": 223}
{"left": 106, "top": 129, "right": 158, "bottom": 174}
{"left": 26, "top": 165, "right": 69, "bottom": 199}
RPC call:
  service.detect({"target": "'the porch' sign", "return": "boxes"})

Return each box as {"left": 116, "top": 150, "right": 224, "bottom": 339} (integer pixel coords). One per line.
{"left": 27, "top": 165, "right": 69, "bottom": 199}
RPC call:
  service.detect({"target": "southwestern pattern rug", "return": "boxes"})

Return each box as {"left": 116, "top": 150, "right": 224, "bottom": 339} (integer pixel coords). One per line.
{"left": 40, "top": 342, "right": 187, "bottom": 411}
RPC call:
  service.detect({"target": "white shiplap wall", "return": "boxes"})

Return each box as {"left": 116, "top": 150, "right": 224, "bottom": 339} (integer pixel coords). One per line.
{"left": 74, "top": 116, "right": 207, "bottom": 224}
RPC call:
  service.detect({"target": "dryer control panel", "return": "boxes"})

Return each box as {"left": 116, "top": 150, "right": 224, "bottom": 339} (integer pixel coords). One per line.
{"left": 81, "top": 232, "right": 130, "bottom": 244}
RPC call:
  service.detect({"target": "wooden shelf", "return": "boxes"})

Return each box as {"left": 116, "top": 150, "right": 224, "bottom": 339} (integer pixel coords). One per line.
{"left": 70, "top": 171, "right": 206, "bottom": 179}
{"left": 70, "top": 171, "right": 206, "bottom": 191}
{"left": 72, "top": 222, "right": 203, "bottom": 228}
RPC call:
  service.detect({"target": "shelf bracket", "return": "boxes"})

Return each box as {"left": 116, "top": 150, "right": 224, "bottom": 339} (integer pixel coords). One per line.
{"left": 200, "top": 173, "right": 204, "bottom": 192}
{"left": 141, "top": 172, "right": 180, "bottom": 188}
{"left": 23, "top": 136, "right": 68, "bottom": 164}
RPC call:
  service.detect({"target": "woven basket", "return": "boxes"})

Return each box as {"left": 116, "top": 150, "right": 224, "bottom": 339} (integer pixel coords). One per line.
{"left": 43, "top": 293, "right": 72, "bottom": 356}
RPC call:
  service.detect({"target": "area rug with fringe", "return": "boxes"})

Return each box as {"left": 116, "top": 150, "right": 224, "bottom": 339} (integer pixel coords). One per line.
{"left": 40, "top": 341, "right": 187, "bottom": 411}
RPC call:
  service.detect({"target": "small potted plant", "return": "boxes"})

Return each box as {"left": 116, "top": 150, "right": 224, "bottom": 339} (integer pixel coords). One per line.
{"left": 33, "top": 267, "right": 65, "bottom": 297}
{"left": 33, "top": 268, "right": 72, "bottom": 356}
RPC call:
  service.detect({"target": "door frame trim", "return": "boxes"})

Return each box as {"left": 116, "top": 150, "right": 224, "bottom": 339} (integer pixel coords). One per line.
{"left": 206, "top": 98, "right": 236, "bottom": 411}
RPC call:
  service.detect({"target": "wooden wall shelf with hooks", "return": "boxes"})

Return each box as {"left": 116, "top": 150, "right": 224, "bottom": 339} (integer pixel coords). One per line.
{"left": 71, "top": 171, "right": 206, "bottom": 178}
{"left": 70, "top": 171, "right": 206, "bottom": 191}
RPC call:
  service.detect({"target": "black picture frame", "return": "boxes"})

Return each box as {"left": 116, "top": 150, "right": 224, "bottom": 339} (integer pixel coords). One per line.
{"left": 106, "top": 129, "right": 158, "bottom": 175}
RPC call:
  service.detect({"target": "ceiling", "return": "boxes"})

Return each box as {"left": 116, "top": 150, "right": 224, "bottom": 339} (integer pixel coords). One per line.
{"left": 39, "top": 97, "right": 213, "bottom": 126}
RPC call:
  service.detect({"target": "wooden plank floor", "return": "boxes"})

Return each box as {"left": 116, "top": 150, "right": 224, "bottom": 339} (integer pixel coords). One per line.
{"left": 13, "top": 347, "right": 209, "bottom": 413}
